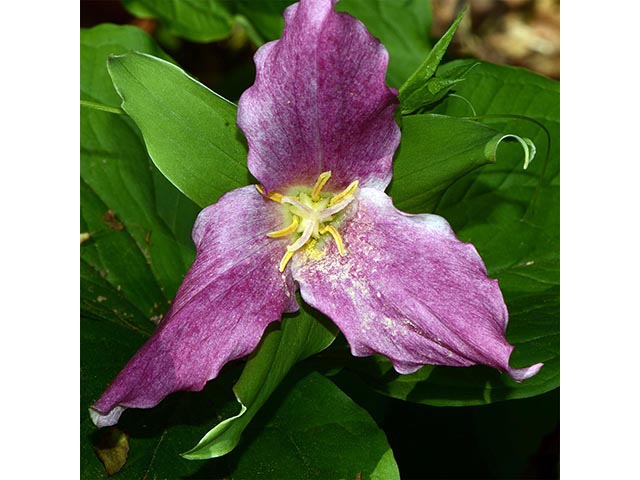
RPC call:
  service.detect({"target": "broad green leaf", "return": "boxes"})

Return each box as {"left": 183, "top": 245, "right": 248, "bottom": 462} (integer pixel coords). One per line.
{"left": 355, "top": 62, "right": 559, "bottom": 405}
{"left": 123, "top": 0, "right": 234, "bottom": 42}
{"left": 230, "top": 372, "right": 400, "bottom": 480}
{"left": 81, "top": 25, "right": 199, "bottom": 319}
{"left": 184, "top": 301, "right": 337, "bottom": 459}
{"left": 336, "top": 0, "right": 432, "bottom": 87}
{"left": 399, "top": 7, "right": 466, "bottom": 110}
{"left": 388, "top": 114, "right": 535, "bottom": 213}
{"left": 234, "top": 0, "right": 295, "bottom": 45}
{"left": 80, "top": 24, "right": 172, "bottom": 108}
{"left": 107, "top": 51, "right": 249, "bottom": 207}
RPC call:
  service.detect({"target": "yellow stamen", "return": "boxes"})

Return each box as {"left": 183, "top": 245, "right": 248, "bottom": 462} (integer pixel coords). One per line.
{"left": 268, "top": 192, "right": 284, "bottom": 203}
{"left": 256, "top": 184, "right": 284, "bottom": 203}
{"left": 279, "top": 249, "right": 295, "bottom": 272}
{"left": 264, "top": 172, "right": 359, "bottom": 270}
{"left": 267, "top": 217, "right": 299, "bottom": 238}
{"left": 311, "top": 171, "right": 332, "bottom": 201}
{"left": 319, "top": 225, "right": 346, "bottom": 255}
{"left": 329, "top": 180, "right": 359, "bottom": 206}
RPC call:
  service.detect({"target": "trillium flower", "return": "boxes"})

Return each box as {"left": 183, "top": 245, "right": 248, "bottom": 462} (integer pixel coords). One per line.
{"left": 90, "top": 0, "right": 542, "bottom": 428}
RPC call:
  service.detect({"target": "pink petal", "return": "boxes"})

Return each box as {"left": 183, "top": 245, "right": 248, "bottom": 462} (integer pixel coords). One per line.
{"left": 90, "top": 186, "right": 298, "bottom": 427}
{"left": 291, "top": 188, "right": 542, "bottom": 381}
{"left": 237, "top": 0, "right": 400, "bottom": 193}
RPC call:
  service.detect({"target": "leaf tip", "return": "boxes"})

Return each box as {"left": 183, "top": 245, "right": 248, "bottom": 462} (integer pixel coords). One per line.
{"left": 485, "top": 133, "right": 537, "bottom": 170}
{"left": 106, "top": 53, "right": 126, "bottom": 67}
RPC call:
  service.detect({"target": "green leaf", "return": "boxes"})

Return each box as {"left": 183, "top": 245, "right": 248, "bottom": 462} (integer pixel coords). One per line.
{"left": 399, "top": 6, "right": 465, "bottom": 108}
{"left": 401, "top": 61, "right": 479, "bottom": 114}
{"left": 184, "top": 301, "right": 337, "bottom": 459}
{"left": 107, "top": 51, "right": 250, "bottom": 207}
{"left": 123, "top": 0, "right": 234, "bottom": 42}
{"left": 229, "top": 372, "right": 400, "bottom": 480}
{"left": 356, "top": 62, "right": 559, "bottom": 405}
{"left": 233, "top": 0, "right": 295, "bottom": 45}
{"left": 80, "top": 24, "right": 172, "bottom": 108}
{"left": 81, "top": 25, "right": 199, "bottom": 317}
{"left": 388, "top": 114, "right": 535, "bottom": 213}
{"left": 336, "top": 0, "right": 432, "bottom": 87}
{"left": 123, "top": 0, "right": 295, "bottom": 47}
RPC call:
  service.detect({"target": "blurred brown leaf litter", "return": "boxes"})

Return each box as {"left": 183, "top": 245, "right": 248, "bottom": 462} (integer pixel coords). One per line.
{"left": 432, "top": 0, "right": 560, "bottom": 79}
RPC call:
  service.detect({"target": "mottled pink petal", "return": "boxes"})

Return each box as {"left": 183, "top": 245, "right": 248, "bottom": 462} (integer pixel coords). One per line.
{"left": 90, "top": 186, "right": 298, "bottom": 427}
{"left": 291, "top": 188, "right": 542, "bottom": 381}
{"left": 237, "top": 0, "right": 400, "bottom": 192}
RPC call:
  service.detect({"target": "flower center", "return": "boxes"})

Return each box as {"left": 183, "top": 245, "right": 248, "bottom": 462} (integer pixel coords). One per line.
{"left": 257, "top": 171, "right": 358, "bottom": 271}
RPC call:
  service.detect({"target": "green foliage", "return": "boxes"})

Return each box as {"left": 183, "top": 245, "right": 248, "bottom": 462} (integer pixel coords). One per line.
{"left": 80, "top": 24, "right": 219, "bottom": 479}
{"left": 80, "top": 24, "right": 172, "bottom": 105}
{"left": 401, "top": 61, "right": 479, "bottom": 114}
{"left": 336, "top": 0, "right": 432, "bottom": 87}
{"left": 389, "top": 114, "right": 535, "bottom": 213}
{"left": 80, "top": 25, "right": 198, "bottom": 323}
{"left": 399, "top": 7, "right": 466, "bottom": 112}
{"left": 229, "top": 372, "right": 400, "bottom": 479}
{"left": 233, "top": 0, "right": 296, "bottom": 44}
{"left": 435, "top": 61, "right": 559, "bottom": 400}
{"left": 184, "top": 301, "right": 337, "bottom": 460}
{"left": 123, "top": 0, "right": 235, "bottom": 42}
{"left": 123, "top": 0, "right": 296, "bottom": 46}
{"left": 107, "top": 52, "right": 249, "bottom": 208}
{"left": 354, "top": 61, "right": 560, "bottom": 405}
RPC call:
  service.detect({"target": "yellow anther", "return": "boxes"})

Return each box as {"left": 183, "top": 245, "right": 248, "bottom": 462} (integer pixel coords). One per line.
{"left": 329, "top": 180, "right": 359, "bottom": 206}
{"left": 279, "top": 249, "right": 295, "bottom": 272}
{"left": 311, "top": 171, "right": 332, "bottom": 201}
{"left": 256, "top": 184, "right": 285, "bottom": 203}
{"left": 268, "top": 192, "right": 284, "bottom": 203}
{"left": 267, "top": 217, "right": 299, "bottom": 238}
{"left": 319, "top": 225, "right": 346, "bottom": 256}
